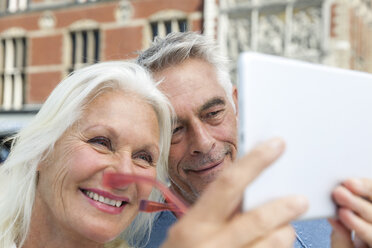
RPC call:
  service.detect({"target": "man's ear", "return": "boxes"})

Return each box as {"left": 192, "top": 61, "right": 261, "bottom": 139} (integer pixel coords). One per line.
{"left": 232, "top": 86, "right": 238, "bottom": 118}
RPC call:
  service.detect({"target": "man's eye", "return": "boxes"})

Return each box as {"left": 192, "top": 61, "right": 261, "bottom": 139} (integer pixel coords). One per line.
{"left": 206, "top": 110, "right": 223, "bottom": 118}
{"left": 87, "top": 136, "right": 112, "bottom": 150}
{"left": 172, "top": 126, "right": 183, "bottom": 135}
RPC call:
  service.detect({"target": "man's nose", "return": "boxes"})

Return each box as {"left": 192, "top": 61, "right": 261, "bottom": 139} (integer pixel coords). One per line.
{"left": 189, "top": 121, "right": 215, "bottom": 155}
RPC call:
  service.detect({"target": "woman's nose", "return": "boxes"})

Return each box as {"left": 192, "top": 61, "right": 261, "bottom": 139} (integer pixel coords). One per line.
{"left": 114, "top": 154, "right": 135, "bottom": 174}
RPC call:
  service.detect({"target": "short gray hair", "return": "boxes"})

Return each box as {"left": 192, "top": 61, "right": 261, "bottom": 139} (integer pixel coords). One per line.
{"left": 137, "top": 32, "right": 235, "bottom": 109}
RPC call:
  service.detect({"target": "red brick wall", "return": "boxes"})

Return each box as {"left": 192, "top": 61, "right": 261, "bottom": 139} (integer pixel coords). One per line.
{"left": 30, "top": 34, "right": 63, "bottom": 65}
{"left": 0, "top": 13, "right": 40, "bottom": 32}
{"left": 1, "top": 0, "right": 203, "bottom": 106}
{"left": 192, "top": 19, "right": 202, "bottom": 32}
{"left": 104, "top": 26, "right": 143, "bottom": 60}
{"left": 133, "top": 0, "right": 202, "bottom": 18}
{"left": 55, "top": 3, "right": 117, "bottom": 28}
{"left": 27, "top": 71, "right": 62, "bottom": 103}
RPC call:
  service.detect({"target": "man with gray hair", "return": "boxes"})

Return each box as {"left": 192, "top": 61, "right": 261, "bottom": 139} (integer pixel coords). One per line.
{"left": 136, "top": 32, "right": 361, "bottom": 248}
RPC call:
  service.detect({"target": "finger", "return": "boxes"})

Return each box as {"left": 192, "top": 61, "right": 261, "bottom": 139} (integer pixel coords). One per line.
{"left": 188, "top": 138, "right": 285, "bottom": 222}
{"left": 249, "top": 225, "right": 296, "bottom": 248}
{"left": 333, "top": 186, "right": 372, "bottom": 222}
{"left": 354, "top": 236, "right": 369, "bottom": 248}
{"left": 208, "top": 196, "right": 308, "bottom": 247}
{"left": 343, "top": 178, "right": 372, "bottom": 201}
{"left": 328, "top": 218, "right": 353, "bottom": 248}
{"left": 338, "top": 208, "right": 372, "bottom": 245}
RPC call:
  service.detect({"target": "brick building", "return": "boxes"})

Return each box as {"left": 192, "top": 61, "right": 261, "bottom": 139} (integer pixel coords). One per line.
{"left": 0, "top": 0, "right": 204, "bottom": 110}
{"left": 0, "top": 0, "right": 205, "bottom": 153}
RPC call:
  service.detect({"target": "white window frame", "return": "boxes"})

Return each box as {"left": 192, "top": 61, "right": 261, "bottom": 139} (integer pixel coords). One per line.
{"left": 0, "top": 32, "right": 27, "bottom": 111}
{"left": 75, "top": 0, "right": 97, "bottom": 3}
{"left": 144, "top": 10, "right": 190, "bottom": 47}
{"left": 67, "top": 20, "right": 100, "bottom": 72}
{"left": 6, "top": 0, "right": 28, "bottom": 13}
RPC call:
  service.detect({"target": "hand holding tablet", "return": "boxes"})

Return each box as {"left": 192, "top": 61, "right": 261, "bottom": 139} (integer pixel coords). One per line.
{"left": 238, "top": 52, "right": 372, "bottom": 220}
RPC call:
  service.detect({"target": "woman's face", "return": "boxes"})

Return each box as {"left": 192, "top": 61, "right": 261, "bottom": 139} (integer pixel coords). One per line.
{"left": 35, "top": 90, "right": 160, "bottom": 244}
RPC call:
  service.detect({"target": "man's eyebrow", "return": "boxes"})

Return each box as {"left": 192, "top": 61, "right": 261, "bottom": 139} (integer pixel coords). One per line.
{"left": 199, "top": 97, "right": 226, "bottom": 112}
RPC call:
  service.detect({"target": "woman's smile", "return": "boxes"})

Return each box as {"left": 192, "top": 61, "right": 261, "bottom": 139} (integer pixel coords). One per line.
{"left": 80, "top": 188, "right": 130, "bottom": 214}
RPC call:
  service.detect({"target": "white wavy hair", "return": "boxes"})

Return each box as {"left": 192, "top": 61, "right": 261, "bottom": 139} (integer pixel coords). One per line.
{"left": 0, "top": 61, "right": 172, "bottom": 248}
{"left": 136, "top": 31, "right": 235, "bottom": 111}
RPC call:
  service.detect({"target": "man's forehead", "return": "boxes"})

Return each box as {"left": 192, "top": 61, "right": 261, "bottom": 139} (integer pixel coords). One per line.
{"left": 153, "top": 58, "right": 229, "bottom": 116}
{"left": 154, "top": 59, "right": 220, "bottom": 92}
{"left": 156, "top": 75, "right": 225, "bottom": 104}
{"left": 158, "top": 78, "right": 204, "bottom": 99}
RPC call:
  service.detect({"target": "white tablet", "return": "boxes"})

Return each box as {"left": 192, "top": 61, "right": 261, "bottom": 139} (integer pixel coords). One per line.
{"left": 239, "top": 52, "right": 372, "bottom": 220}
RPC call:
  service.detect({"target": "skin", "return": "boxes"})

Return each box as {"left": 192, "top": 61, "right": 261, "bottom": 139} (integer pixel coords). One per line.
{"left": 155, "top": 57, "right": 309, "bottom": 247}
{"left": 25, "top": 90, "right": 160, "bottom": 248}
{"left": 155, "top": 58, "right": 238, "bottom": 205}
{"left": 149, "top": 54, "right": 371, "bottom": 247}
{"left": 154, "top": 58, "right": 308, "bottom": 247}
{"left": 161, "top": 138, "right": 309, "bottom": 248}
{"left": 330, "top": 178, "right": 372, "bottom": 248}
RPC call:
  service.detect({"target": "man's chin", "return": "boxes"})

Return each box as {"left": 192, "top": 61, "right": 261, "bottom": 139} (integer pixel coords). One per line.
{"left": 185, "top": 165, "right": 225, "bottom": 199}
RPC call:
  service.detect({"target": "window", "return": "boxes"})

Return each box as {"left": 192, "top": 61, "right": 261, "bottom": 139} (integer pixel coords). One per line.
{"left": 150, "top": 19, "right": 188, "bottom": 40}
{"left": 69, "top": 29, "right": 99, "bottom": 72}
{"left": 75, "top": 0, "right": 97, "bottom": 3}
{"left": 144, "top": 11, "right": 190, "bottom": 47}
{"left": 4, "top": 0, "right": 28, "bottom": 13}
{"left": 0, "top": 36, "right": 27, "bottom": 111}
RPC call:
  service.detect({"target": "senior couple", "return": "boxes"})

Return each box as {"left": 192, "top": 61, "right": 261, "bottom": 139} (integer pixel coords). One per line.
{"left": 0, "top": 32, "right": 371, "bottom": 248}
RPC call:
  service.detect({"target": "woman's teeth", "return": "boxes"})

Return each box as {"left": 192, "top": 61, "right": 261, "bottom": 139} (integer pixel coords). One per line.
{"left": 82, "top": 190, "right": 123, "bottom": 207}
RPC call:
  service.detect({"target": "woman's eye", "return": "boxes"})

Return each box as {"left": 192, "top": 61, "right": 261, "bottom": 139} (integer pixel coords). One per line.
{"left": 87, "top": 136, "right": 112, "bottom": 150}
{"left": 135, "top": 152, "right": 154, "bottom": 165}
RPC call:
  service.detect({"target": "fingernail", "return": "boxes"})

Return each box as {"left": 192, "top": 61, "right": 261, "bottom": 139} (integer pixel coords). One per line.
{"left": 348, "top": 178, "right": 362, "bottom": 189}
{"left": 267, "top": 138, "right": 284, "bottom": 152}
{"left": 294, "top": 195, "right": 309, "bottom": 211}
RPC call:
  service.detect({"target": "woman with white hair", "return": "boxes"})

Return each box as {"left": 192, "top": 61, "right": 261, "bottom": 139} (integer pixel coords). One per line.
{"left": 0, "top": 61, "right": 172, "bottom": 248}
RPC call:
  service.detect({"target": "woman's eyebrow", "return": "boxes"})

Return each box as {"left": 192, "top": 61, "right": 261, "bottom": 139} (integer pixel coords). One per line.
{"left": 198, "top": 97, "right": 225, "bottom": 113}
{"left": 142, "top": 144, "right": 160, "bottom": 156}
{"left": 82, "top": 124, "right": 118, "bottom": 137}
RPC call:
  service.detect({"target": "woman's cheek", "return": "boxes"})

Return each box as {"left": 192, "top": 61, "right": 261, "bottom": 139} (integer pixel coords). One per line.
{"left": 137, "top": 167, "right": 157, "bottom": 200}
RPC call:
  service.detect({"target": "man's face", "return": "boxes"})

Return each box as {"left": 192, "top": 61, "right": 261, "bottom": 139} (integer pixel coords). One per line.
{"left": 155, "top": 58, "right": 238, "bottom": 204}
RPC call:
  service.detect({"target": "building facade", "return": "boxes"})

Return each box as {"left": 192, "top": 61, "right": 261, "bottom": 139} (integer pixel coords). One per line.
{"left": 217, "top": 0, "right": 372, "bottom": 80}
{"left": 0, "top": 0, "right": 204, "bottom": 146}
{"left": 0, "top": 0, "right": 204, "bottom": 111}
